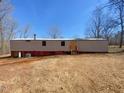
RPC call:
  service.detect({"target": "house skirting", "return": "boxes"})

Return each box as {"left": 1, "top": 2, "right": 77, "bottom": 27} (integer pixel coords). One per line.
{"left": 11, "top": 51, "right": 70, "bottom": 57}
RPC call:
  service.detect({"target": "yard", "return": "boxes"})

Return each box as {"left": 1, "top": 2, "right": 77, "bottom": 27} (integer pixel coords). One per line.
{"left": 0, "top": 52, "right": 124, "bottom": 93}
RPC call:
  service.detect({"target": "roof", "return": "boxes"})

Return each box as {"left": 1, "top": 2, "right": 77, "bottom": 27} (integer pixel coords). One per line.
{"left": 12, "top": 38, "right": 74, "bottom": 40}
{"left": 11, "top": 38, "right": 107, "bottom": 41}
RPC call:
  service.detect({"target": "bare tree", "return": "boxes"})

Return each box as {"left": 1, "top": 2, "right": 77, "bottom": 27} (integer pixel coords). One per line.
{"left": 86, "top": 6, "right": 117, "bottom": 41}
{"left": 48, "top": 26, "right": 61, "bottom": 38}
{"left": 109, "top": 0, "right": 124, "bottom": 48}
{"left": 2, "top": 16, "right": 17, "bottom": 39}
{"left": 0, "top": 0, "right": 12, "bottom": 54}
{"left": 0, "top": 0, "right": 32, "bottom": 54}
{"left": 102, "top": 16, "right": 118, "bottom": 40}
{"left": 23, "top": 25, "right": 30, "bottom": 38}
{"left": 19, "top": 25, "right": 31, "bottom": 38}
{"left": 1, "top": 16, "right": 18, "bottom": 54}
{"left": 7, "top": 21, "right": 17, "bottom": 40}
{"left": 1, "top": 20, "right": 17, "bottom": 54}
{"left": 86, "top": 7, "right": 104, "bottom": 38}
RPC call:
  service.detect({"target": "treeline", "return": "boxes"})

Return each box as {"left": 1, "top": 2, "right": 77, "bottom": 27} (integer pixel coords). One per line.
{"left": 86, "top": 0, "right": 124, "bottom": 48}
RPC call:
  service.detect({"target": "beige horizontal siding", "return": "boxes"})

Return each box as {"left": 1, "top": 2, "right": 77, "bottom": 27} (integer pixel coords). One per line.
{"left": 10, "top": 40, "right": 70, "bottom": 51}
{"left": 77, "top": 41, "right": 108, "bottom": 52}
{"left": 10, "top": 40, "right": 108, "bottom": 52}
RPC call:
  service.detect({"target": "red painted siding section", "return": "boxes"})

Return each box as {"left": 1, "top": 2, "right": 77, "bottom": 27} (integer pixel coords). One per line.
{"left": 11, "top": 51, "right": 67, "bottom": 57}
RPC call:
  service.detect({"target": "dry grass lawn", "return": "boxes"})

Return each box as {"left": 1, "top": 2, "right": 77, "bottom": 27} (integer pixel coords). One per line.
{"left": 0, "top": 53, "right": 124, "bottom": 93}
{"left": 109, "top": 46, "right": 124, "bottom": 53}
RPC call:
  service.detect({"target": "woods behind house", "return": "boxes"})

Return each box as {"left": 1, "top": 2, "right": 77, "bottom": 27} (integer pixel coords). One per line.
{"left": 86, "top": 0, "right": 124, "bottom": 47}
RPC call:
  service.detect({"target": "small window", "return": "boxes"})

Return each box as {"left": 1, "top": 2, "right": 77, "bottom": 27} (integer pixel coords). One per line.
{"left": 42, "top": 41, "right": 46, "bottom": 46}
{"left": 61, "top": 41, "right": 65, "bottom": 46}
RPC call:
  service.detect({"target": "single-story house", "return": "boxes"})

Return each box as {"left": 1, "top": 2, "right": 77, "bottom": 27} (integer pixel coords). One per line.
{"left": 10, "top": 38, "right": 108, "bottom": 57}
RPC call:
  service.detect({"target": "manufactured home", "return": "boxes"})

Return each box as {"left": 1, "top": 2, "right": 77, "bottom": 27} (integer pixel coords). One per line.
{"left": 10, "top": 38, "right": 108, "bottom": 57}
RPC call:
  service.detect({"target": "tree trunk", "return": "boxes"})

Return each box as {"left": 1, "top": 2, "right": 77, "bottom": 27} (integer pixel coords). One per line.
{"left": 119, "top": 4, "right": 124, "bottom": 48}
{"left": 119, "top": 21, "right": 124, "bottom": 48}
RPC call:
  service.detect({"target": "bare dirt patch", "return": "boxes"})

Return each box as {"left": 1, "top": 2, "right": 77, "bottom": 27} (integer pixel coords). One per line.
{"left": 0, "top": 54, "right": 124, "bottom": 93}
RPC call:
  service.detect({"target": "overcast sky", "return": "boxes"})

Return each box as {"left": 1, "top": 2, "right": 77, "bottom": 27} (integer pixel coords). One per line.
{"left": 12, "top": 0, "right": 108, "bottom": 38}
